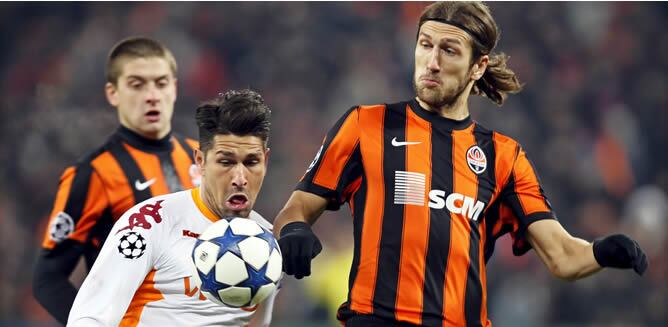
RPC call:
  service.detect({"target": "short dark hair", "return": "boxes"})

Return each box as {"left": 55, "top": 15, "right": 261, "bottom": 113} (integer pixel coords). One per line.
{"left": 196, "top": 89, "right": 271, "bottom": 154}
{"left": 106, "top": 36, "right": 177, "bottom": 85}
{"left": 418, "top": 2, "right": 522, "bottom": 105}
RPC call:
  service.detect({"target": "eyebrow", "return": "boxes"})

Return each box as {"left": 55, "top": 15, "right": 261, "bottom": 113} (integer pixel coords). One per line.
{"left": 126, "top": 75, "right": 170, "bottom": 81}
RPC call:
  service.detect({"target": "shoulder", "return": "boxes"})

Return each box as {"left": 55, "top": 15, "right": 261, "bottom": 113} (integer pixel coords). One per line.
{"left": 172, "top": 132, "right": 199, "bottom": 151}
{"left": 475, "top": 123, "right": 521, "bottom": 156}
{"left": 248, "top": 210, "right": 273, "bottom": 232}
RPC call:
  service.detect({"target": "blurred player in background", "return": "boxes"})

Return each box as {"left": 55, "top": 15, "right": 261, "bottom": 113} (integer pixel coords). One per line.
{"left": 274, "top": 2, "right": 648, "bottom": 326}
{"left": 33, "top": 37, "right": 199, "bottom": 324}
{"left": 68, "top": 89, "right": 277, "bottom": 326}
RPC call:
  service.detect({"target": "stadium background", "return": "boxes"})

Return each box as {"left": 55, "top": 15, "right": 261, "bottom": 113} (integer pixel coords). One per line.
{"left": 0, "top": 2, "right": 666, "bottom": 326}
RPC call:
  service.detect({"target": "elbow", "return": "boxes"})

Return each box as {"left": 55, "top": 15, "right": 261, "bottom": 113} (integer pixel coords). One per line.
{"left": 548, "top": 261, "right": 579, "bottom": 282}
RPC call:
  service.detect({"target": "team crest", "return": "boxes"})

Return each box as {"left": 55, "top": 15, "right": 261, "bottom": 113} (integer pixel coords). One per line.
{"left": 306, "top": 145, "right": 323, "bottom": 173}
{"left": 466, "top": 146, "right": 487, "bottom": 174}
{"left": 117, "top": 231, "right": 147, "bottom": 259}
{"left": 49, "top": 211, "right": 74, "bottom": 243}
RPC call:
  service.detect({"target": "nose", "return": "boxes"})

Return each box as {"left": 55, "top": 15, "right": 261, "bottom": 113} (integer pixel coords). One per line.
{"left": 145, "top": 84, "right": 160, "bottom": 106}
{"left": 427, "top": 48, "right": 440, "bottom": 72}
{"left": 231, "top": 165, "right": 248, "bottom": 189}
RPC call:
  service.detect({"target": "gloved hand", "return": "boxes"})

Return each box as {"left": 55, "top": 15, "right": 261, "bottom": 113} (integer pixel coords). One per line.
{"left": 593, "top": 234, "right": 648, "bottom": 275}
{"left": 278, "top": 221, "right": 322, "bottom": 279}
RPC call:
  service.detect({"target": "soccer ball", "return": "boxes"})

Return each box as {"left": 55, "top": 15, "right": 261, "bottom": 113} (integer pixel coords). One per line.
{"left": 191, "top": 217, "right": 282, "bottom": 307}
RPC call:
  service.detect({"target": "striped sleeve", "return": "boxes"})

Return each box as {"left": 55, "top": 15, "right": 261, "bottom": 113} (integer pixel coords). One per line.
{"left": 500, "top": 145, "right": 557, "bottom": 256}
{"left": 41, "top": 162, "right": 110, "bottom": 250}
{"left": 296, "top": 106, "right": 363, "bottom": 210}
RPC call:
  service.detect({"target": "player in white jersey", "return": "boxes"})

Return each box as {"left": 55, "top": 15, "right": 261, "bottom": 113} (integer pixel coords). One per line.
{"left": 69, "top": 89, "right": 275, "bottom": 327}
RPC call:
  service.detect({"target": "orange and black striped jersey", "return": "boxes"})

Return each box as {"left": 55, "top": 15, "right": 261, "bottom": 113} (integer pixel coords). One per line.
{"left": 41, "top": 126, "right": 199, "bottom": 267}
{"left": 297, "top": 99, "right": 556, "bottom": 327}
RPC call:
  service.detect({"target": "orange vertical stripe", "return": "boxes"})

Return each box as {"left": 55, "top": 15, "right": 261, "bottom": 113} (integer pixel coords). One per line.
{"left": 513, "top": 149, "right": 550, "bottom": 214}
{"left": 313, "top": 109, "right": 360, "bottom": 189}
{"left": 68, "top": 172, "right": 108, "bottom": 243}
{"left": 91, "top": 152, "right": 136, "bottom": 218}
{"left": 42, "top": 167, "right": 76, "bottom": 248}
{"left": 491, "top": 132, "right": 517, "bottom": 198}
{"left": 443, "top": 126, "right": 477, "bottom": 327}
{"left": 171, "top": 138, "right": 196, "bottom": 189}
{"left": 395, "top": 106, "right": 432, "bottom": 324}
{"left": 350, "top": 105, "right": 385, "bottom": 314}
{"left": 120, "top": 269, "right": 164, "bottom": 326}
{"left": 124, "top": 143, "right": 170, "bottom": 196}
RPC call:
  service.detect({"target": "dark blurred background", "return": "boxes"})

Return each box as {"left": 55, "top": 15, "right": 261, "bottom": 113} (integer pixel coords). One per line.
{"left": 0, "top": 2, "right": 666, "bottom": 327}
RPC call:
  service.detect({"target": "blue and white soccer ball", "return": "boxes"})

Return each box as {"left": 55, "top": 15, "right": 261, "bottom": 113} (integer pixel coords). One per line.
{"left": 191, "top": 217, "right": 282, "bottom": 307}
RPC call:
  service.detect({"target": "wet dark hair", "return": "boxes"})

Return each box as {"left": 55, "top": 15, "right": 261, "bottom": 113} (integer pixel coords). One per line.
{"left": 419, "top": 1, "right": 523, "bottom": 105}
{"left": 196, "top": 89, "right": 271, "bottom": 154}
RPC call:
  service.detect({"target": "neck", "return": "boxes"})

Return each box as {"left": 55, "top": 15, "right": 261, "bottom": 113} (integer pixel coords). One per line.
{"left": 121, "top": 123, "right": 170, "bottom": 140}
{"left": 199, "top": 183, "right": 225, "bottom": 220}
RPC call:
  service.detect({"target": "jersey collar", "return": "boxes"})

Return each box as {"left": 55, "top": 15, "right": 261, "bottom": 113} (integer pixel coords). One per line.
{"left": 116, "top": 126, "right": 173, "bottom": 152}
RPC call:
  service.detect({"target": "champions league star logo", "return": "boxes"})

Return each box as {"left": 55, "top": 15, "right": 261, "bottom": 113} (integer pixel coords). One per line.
{"left": 466, "top": 146, "right": 487, "bottom": 174}
{"left": 117, "top": 231, "right": 147, "bottom": 259}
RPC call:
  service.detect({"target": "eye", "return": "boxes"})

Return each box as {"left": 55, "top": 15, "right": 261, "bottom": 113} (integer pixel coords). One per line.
{"left": 218, "top": 159, "right": 234, "bottom": 166}
{"left": 244, "top": 159, "right": 260, "bottom": 167}
{"left": 129, "top": 82, "right": 143, "bottom": 90}
{"left": 156, "top": 79, "right": 169, "bottom": 88}
{"left": 419, "top": 41, "right": 433, "bottom": 49}
{"left": 443, "top": 47, "right": 458, "bottom": 56}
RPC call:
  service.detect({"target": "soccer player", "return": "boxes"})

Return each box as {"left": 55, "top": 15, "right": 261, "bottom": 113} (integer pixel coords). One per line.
{"left": 68, "top": 89, "right": 276, "bottom": 326}
{"left": 33, "top": 37, "right": 199, "bottom": 325}
{"left": 274, "top": 2, "right": 649, "bottom": 326}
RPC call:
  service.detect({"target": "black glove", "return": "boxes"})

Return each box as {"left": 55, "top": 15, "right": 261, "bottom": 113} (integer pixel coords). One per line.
{"left": 593, "top": 234, "right": 648, "bottom": 275}
{"left": 278, "top": 221, "right": 322, "bottom": 279}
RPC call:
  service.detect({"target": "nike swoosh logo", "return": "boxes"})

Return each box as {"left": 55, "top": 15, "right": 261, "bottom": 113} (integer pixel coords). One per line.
{"left": 134, "top": 178, "right": 156, "bottom": 191}
{"left": 391, "top": 137, "right": 421, "bottom": 147}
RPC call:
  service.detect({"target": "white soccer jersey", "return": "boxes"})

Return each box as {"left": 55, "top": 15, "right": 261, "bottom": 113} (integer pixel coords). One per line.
{"left": 68, "top": 188, "right": 277, "bottom": 327}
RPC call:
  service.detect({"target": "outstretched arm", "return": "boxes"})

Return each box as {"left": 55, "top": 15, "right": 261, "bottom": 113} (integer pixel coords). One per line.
{"left": 273, "top": 191, "right": 328, "bottom": 279}
{"left": 527, "top": 219, "right": 647, "bottom": 281}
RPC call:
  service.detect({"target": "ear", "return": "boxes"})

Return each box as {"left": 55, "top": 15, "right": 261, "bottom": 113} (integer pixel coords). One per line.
{"left": 173, "top": 77, "right": 178, "bottom": 101}
{"left": 105, "top": 82, "right": 120, "bottom": 107}
{"left": 194, "top": 148, "right": 205, "bottom": 176}
{"left": 264, "top": 148, "right": 271, "bottom": 168}
{"left": 471, "top": 55, "right": 489, "bottom": 81}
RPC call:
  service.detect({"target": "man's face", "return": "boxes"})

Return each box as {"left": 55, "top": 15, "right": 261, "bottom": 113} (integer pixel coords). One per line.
{"left": 195, "top": 134, "right": 269, "bottom": 219}
{"left": 414, "top": 21, "right": 480, "bottom": 108}
{"left": 106, "top": 57, "right": 176, "bottom": 139}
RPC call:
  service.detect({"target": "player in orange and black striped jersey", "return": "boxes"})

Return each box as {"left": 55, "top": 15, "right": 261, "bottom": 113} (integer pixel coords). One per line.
{"left": 33, "top": 37, "right": 199, "bottom": 325}
{"left": 274, "top": 2, "right": 648, "bottom": 327}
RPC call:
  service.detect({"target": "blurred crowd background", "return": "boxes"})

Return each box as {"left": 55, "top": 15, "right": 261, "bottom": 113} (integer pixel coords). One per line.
{"left": 0, "top": 2, "right": 666, "bottom": 327}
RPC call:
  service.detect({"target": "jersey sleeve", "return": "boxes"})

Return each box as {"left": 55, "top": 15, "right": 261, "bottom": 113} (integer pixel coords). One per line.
{"left": 499, "top": 146, "right": 557, "bottom": 256}
{"left": 296, "top": 107, "right": 364, "bottom": 210}
{"left": 41, "top": 162, "right": 109, "bottom": 250}
{"left": 68, "top": 198, "right": 169, "bottom": 326}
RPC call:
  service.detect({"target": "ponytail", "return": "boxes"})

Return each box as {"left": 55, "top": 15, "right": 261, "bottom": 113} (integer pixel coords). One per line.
{"left": 472, "top": 52, "right": 523, "bottom": 106}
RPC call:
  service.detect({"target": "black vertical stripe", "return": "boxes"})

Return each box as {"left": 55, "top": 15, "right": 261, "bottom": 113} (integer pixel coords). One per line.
{"left": 372, "top": 102, "right": 406, "bottom": 318}
{"left": 347, "top": 175, "right": 367, "bottom": 300}
{"left": 173, "top": 134, "right": 197, "bottom": 153}
{"left": 107, "top": 138, "right": 152, "bottom": 203}
{"left": 63, "top": 162, "right": 94, "bottom": 224}
{"left": 421, "top": 128, "right": 453, "bottom": 326}
{"left": 463, "top": 125, "right": 497, "bottom": 327}
{"left": 157, "top": 151, "right": 183, "bottom": 192}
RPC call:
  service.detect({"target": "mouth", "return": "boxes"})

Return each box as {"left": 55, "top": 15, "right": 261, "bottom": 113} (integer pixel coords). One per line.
{"left": 420, "top": 77, "right": 441, "bottom": 86}
{"left": 225, "top": 193, "right": 249, "bottom": 211}
{"left": 145, "top": 109, "right": 161, "bottom": 123}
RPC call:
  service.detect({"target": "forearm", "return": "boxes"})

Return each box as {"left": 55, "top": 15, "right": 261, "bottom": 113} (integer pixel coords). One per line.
{"left": 545, "top": 236, "right": 602, "bottom": 281}
{"left": 273, "top": 191, "right": 327, "bottom": 237}
{"left": 33, "top": 269, "right": 78, "bottom": 324}
{"left": 33, "top": 245, "right": 84, "bottom": 324}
